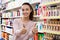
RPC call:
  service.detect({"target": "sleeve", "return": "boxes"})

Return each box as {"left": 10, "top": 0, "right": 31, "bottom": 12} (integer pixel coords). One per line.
{"left": 13, "top": 19, "right": 22, "bottom": 40}
{"left": 28, "top": 22, "right": 36, "bottom": 39}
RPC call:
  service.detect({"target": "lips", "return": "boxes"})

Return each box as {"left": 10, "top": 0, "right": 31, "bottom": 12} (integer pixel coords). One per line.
{"left": 23, "top": 13, "right": 28, "bottom": 16}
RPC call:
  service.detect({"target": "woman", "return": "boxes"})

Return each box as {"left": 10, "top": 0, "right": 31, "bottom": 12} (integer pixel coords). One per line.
{"left": 13, "top": 2, "right": 38, "bottom": 40}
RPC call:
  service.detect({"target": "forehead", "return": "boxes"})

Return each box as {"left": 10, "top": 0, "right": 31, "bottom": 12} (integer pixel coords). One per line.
{"left": 22, "top": 5, "right": 30, "bottom": 9}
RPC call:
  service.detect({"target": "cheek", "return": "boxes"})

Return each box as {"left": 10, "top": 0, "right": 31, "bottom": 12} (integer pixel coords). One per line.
{"left": 27, "top": 11, "right": 31, "bottom": 15}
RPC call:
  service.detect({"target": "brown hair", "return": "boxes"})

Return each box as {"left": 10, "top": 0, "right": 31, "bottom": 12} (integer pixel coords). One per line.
{"left": 22, "top": 2, "right": 34, "bottom": 20}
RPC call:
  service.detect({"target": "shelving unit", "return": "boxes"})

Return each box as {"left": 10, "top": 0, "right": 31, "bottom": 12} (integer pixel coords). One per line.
{"left": 38, "top": 30, "right": 60, "bottom": 35}
{"left": 40, "top": 16, "right": 60, "bottom": 19}
{"left": 38, "top": 0, "right": 60, "bottom": 40}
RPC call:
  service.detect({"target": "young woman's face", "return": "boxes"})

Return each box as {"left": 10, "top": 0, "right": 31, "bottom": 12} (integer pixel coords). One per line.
{"left": 22, "top": 5, "right": 32, "bottom": 17}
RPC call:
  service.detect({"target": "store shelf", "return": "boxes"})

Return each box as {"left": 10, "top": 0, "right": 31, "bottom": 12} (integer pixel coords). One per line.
{"left": 1, "top": 30, "right": 13, "bottom": 36}
{"left": 44, "top": 36, "right": 53, "bottom": 39}
{"left": 39, "top": 0, "right": 60, "bottom": 6}
{"left": 2, "top": 16, "right": 22, "bottom": 19}
{"left": 14, "top": 16, "right": 23, "bottom": 18}
{"left": 2, "top": 0, "right": 12, "bottom": 4}
{"left": 38, "top": 30, "right": 60, "bottom": 35}
{"left": 4, "top": 0, "right": 40, "bottom": 11}
{"left": 44, "top": 24, "right": 60, "bottom": 26}
{"left": 1, "top": 24, "right": 13, "bottom": 28}
{"left": 33, "top": 15, "right": 40, "bottom": 17}
{"left": 2, "top": 15, "right": 40, "bottom": 18}
{"left": 2, "top": 0, "right": 11, "bottom": 4}
{"left": 30, "top": 0, "right": 40, "bottom": 4}
{"left": 5, "top": 1, "right": 21, "bottom": 11}
{"left": 15, "top": 15, "right": 40, "bottom": 17}
{"left": 2, "top": 17, "right": 15, "bottom": 19}
{"left": 40, "top": 16, "right": 60, "bottom": 19}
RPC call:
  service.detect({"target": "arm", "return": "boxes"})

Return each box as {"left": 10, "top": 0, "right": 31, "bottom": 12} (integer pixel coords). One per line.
{"left": 13, "top": 19, "right": 27, "bottom": 40}
{"left": 28, "top": 27, "right": 34, "bottom": 38}
{"left": 13, "top": 19, "right": 21, "bottom": 40}
{"left": 28, "top": 23, "right": 37, "bottom": 39}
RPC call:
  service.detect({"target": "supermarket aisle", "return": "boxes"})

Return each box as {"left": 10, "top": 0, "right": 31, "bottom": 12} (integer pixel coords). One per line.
{"left": 1, "top": 0, "right": 60, "bottom": 40}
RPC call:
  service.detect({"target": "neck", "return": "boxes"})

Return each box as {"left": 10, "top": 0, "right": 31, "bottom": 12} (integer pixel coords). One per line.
{"left": 22, "top": 17, "right": 30, "bottom": 22}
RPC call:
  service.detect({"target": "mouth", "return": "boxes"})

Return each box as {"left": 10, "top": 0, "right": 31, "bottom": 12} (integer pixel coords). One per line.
{"left": 23, "top": 13, "right": 28, "bottom": 16}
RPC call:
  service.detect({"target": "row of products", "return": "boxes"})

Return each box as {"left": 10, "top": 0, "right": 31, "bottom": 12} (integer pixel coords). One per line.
{"left": 2, "top": 19, "right": 14, "bottom": 26}
{"left": 38, "top": 33, "right": 44, "bottom": 40}
{"left": 48, "top": 19, "right": 60, "bottom": 24}
{"left": 38, "top": 33, "right": 60, "bottom": 40}
{"left": 2, "top": 9, "right": 22, "bottom": 18}
{"left": 41, "top": 0, "right": 60, "bottom": 3}
{"left": 2, "top": 32, "right": 13, "bottom": 40}
{"left": 3, "top": 3, "right": 40, "bottom": 18}
{"left": 2, "top": 8, "right": 40, "bottom": 18}
{"left": 43, "top": 25, "right": 60, "bottom": 31}
{"left": 44, "top": 33, "right": 60, "bottom": 40}
{"left": 38, "top": 22, "right": 60, "bottom": 31}
{"left": 2, "top": 32, "right": 9, "bottom": 40}
{"left": 34, "top": 33, "right": 38, "bottom": 40}
{"left": 9, "top": 35, "right": 13, "bottom": 40}
{"left": 34, "top": 4, "right": 40, "bottom": 16}
{"left": 33, "top": 17, "right": 40, "bottom": 21}
{"left": 31, "top": 33, "right": 60, "bottom": 40}
{"left": 1, "top": 25, "right": 13, "bottom": 35}
{"left": 3, "top": 0, "right": 40, "bottom": 11}
{"left": 2, "top": 0, "right": 15, "bottom": 4}
{"left": 2, "top": 0, "right": 20, "bottom": 10}
{"left": 41, "top": 6, "right": 60, "bottom": 17}
{"left": 48, "top": 21, "right": 60, "bottom": 24}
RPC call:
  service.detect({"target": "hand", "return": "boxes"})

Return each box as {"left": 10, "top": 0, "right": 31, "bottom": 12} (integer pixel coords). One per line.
{"left": 20, "top": 24, "right": 27, "bottom": 35}
{"left": 32, "top": 23, "right": 38, "bottom": 34}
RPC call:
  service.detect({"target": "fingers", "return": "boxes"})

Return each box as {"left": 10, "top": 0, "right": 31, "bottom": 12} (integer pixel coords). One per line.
{"left": 34, "top": 23, "right": 36, "bottom": 27}
{"left": 33, "top": 23, "right": 37, "bottom": 29}
{"left": 23, "top": 24, "right": 25, "bottom": 28}
{"left": 32, "top": 23, "right": 38, "bottom": 34}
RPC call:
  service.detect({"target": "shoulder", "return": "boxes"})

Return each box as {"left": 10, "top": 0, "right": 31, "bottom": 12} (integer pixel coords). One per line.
{"left": 14, "top": 19, "right": 21, "bottom": 22}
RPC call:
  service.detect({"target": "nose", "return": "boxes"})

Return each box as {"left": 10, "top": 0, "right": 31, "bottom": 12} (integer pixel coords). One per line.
{"left": 23, "top": 10, "right": 27, "bottom": 13}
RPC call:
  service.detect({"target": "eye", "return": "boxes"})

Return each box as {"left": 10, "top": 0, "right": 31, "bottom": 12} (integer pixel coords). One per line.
{"left": 26, "top": 8, "right": 29, "bottom": 11}
{"left": 22, "top": 9, "right": 24, "bottom": 11}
